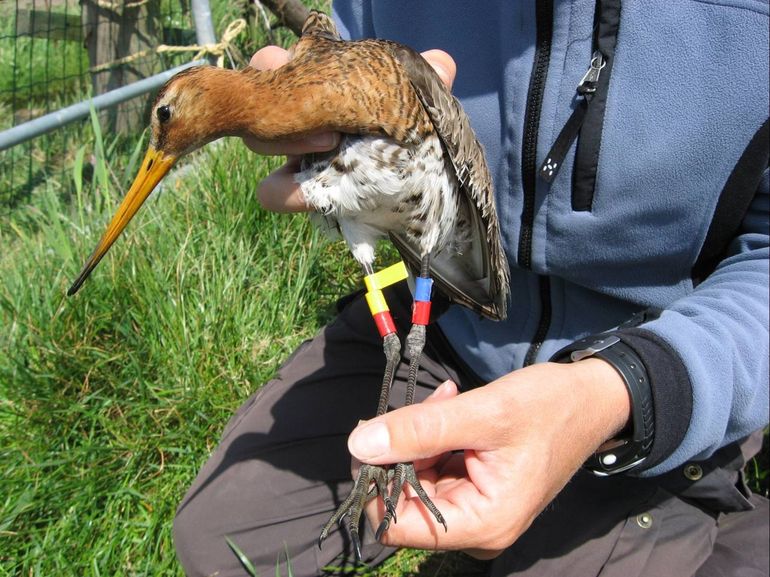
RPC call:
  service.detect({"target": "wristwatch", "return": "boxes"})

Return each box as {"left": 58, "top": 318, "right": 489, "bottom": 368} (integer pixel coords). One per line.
{"left": 552, "top": 334, "right": 655, "bottom": 475}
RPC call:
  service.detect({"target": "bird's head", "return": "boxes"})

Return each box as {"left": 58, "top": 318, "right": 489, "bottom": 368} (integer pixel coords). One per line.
{"left": 149, "top": 66, "right": 219, "bottom": 158}
{"left": 67, "top": 66, "right": 221, "bottom": 296}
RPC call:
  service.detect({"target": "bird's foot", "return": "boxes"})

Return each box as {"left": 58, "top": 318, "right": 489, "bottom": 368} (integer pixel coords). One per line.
{"left": 318, "top": 463, "right": 394, "bottom": 564}
{"left": 375, "top": 461, "right": 447, "bottom": 541}
{"left": 317, "top": 461, "right": 446, "bottom": 563}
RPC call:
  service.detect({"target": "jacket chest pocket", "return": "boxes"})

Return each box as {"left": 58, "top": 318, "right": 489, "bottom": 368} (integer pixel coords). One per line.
{"left": 540, "top": 0, "right": 621, "bottom": 212}
{"left": 540, "top": 0, "right": 769, "bottom": 299}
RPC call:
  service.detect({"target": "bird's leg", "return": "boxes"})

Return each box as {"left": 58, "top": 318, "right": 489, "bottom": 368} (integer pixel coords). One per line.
{"left": 375, "top": 253, "right": 447, "bottom": 541}
{"left": 318, "top": 262, "right": 407, "bottom": 562}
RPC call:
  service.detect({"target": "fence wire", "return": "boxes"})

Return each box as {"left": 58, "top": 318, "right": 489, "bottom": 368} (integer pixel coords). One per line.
{"left": 0, "top": 0, "right": 196, "bottom": 211}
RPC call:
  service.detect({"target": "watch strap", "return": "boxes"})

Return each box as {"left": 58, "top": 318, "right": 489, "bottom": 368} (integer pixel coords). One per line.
{"left": 552, "top": 334, "right": 655, "bottom": 475}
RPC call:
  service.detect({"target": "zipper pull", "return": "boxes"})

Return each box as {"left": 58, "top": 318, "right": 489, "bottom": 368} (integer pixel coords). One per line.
{"left": 577, "top": 51, "right": 605, "bottom": 94}
{"left": 539, "top": 51, "right": 605, "bottom": 184}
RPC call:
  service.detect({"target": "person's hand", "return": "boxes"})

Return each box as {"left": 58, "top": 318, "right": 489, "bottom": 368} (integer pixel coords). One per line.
{"left": 246, "top": 45, "right": 457, "bottom": 213}
{"left": 348, "top": 359, "right": 631, "bottom": 559}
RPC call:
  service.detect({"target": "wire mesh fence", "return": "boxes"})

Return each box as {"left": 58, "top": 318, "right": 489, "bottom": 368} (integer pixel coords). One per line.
{"left": 0, "top": 0, "right": 197, "bottom": 211}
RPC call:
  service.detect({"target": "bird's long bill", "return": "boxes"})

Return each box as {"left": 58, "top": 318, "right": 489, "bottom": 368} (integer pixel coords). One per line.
{"left": 67, "top": 147, "right": 176, "bottom": 296}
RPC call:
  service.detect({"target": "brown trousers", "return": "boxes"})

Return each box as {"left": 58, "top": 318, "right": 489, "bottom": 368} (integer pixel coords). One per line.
{"left": 173, "top": 285, "right": 768, "bottom": 577}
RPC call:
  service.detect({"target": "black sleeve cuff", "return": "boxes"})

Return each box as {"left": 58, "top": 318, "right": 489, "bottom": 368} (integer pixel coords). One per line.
{"left": 613, "top": 328, "right": 693, "bottom": 472}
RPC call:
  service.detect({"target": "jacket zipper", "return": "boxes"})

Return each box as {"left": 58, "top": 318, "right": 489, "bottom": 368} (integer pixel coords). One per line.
{"left": 523, "top": 275, "right": 552, "bottom": 366}
{"left": 539, "top": 51, "right": 606, "bottom": 184}
{"left": 518, "top": 0, "right": 554, "bottom": 270}
{"left": 520, "top": 0, "right": 554, "bottom": 366}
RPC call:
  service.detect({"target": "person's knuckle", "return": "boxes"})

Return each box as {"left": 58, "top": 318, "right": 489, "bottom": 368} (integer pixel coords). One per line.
{"left": 407, "top": 407, "right": 446, "bottom": 457}
{"left": 255, "top": 185, "right": 271, "bottom": 209}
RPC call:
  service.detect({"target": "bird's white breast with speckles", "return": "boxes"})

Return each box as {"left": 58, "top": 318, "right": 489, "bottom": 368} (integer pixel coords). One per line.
{"left": 296, "top": 134, "right": 459, "bottom": 267}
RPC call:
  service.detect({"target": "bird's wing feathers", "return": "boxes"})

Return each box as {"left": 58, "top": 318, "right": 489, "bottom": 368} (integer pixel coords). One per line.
{"left": 390, "top": 44, "right": 510, "bottom": 320}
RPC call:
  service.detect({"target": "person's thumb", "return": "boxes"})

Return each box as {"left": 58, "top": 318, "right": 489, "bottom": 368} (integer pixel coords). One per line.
{"left": 348, "top": 382, "right": 494, "bottom": 465}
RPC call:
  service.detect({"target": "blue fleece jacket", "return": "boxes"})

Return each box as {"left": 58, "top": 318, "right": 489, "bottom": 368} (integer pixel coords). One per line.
{"left": 332, "top": 0, "right": 769, "bottom": 476}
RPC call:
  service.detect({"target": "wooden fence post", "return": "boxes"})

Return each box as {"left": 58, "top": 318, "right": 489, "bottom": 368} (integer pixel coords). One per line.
{"left": 81, "top": 0, "right": 161, "bottom": 133}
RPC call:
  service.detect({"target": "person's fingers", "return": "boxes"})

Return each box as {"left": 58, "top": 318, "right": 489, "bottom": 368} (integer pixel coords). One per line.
{"left": 405, "top": 381, "right": 459, "bottom": 472}
{"left": 243, "top": 132, "right": 340, "bottom": 156}
{"left": 421, "top": 49, "right": 457, "bottom": 89}
{"left": 365, "top": 453, "right": 496, "bottom": 551}
{"left": 250, "top": 47, "right": 458, "bottom": 206}
{"left": 251, "top": 45, "right": 457, "bottom": 90}
{"left": 255, "top": 156, "right": 310, "bottom": 212}
{"left": 368, "top": 448, "right": 519, "bottom": 556}
{"left": 348, "top": 386, "right": 507, "bottom": 465}
{"left": 249, "top": 45, "right": 291, "bottom": 70}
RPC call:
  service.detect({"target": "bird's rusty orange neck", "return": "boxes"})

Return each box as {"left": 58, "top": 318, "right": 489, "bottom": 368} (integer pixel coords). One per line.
{"left": 188, "top": 43, "right": 431, "bottom": 145}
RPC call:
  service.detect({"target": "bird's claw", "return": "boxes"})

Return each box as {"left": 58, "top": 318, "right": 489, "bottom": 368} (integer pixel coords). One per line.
{"left": 374, "top": 515, "right": 391, "bottom": 542}
{"left": 385, "top": 498, "right": 398, "bottom": 523}
{"left": 375, "top": 497, "right": 398, "bottom": 541}
{"left": 389, "top": 462, "right": 447, "bottom": 533}
{"left": 350, "top": 527, "right": 362, "bottom": 564}
{"left": 318, "top": 463, "right": 387, "bottom": 564}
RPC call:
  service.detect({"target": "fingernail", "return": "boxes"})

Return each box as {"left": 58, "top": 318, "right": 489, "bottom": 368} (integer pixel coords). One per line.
{"left": 428, "top": 380, "right": 450, "bottom": 397}
{"left": 307, "top": 132, "right": 338, "bottom": 148}
{"left": 349, "top": 421, "right": 390, "bottom": 460}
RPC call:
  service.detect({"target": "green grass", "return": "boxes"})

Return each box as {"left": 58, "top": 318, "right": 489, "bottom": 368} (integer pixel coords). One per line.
{"left": 0, "top": 135, "right": 337, "bottom": 574}
{"left": 0, "top": 0, "right": 242, "bottom": 211}
{"left": 0, "top": 7, "right": 88, "bottom": 106}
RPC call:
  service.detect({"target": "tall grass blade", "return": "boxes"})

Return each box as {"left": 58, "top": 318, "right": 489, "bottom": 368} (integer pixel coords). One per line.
{"left": 283, "top": 543, "right": 294, "bottom": 577}
{"left": 72, "top": 145, "right": 86, "bottom": 229}
{"left": 123, "top": 128, "right": 149, "bottom": 188}
{"left": 226, "top": 536, "right": 258, "bottom": 576}
{"left": 88, "top": 102, "right": 111, "bottom": 204}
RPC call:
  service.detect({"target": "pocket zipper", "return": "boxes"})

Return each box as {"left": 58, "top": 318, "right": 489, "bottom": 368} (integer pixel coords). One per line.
{"left": 539, "top": 51, "right": 606, "bottom": 183}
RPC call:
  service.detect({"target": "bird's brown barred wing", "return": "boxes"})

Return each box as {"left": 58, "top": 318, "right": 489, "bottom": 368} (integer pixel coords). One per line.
{"left": 389, "top": 44, "right": 510, "bottom": 321}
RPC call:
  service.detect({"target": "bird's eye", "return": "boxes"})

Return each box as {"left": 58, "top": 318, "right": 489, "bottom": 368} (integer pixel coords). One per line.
{"left": 157, "top": 105, "right": 171, "bottom": 123}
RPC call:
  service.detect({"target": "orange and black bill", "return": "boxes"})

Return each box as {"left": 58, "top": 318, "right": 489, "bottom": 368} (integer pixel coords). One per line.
{"left": 67, "top": 147, "right": 176, "bottom": 296}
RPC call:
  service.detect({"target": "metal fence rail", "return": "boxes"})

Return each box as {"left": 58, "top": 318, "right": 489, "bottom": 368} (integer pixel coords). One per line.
{"left": 0, "top": 60, "right": 206, "bottom": 152}
{"left": 0, "top": 0, "right": 216, "bottom": 209}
